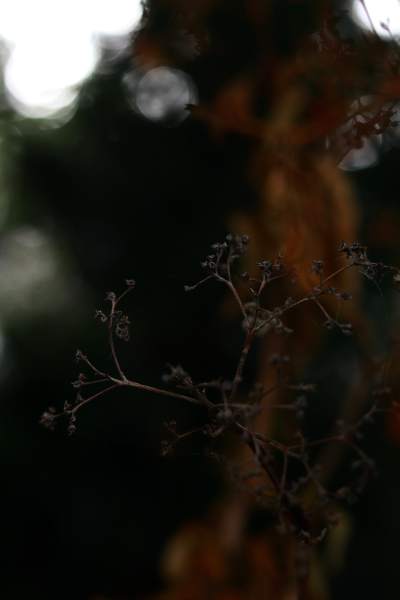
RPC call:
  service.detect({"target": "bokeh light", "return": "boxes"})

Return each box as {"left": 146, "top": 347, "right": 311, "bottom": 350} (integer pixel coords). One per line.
{"left": 332, "top": 97, "right": 396, "bottom": 171}
{"left": 352, "top": 0, "right": 400, "bottom": 37}
{"left": 339, "top": 134, "right": 382, "bottom": 171}
{"left": 0, "top": 0, "right": 143, "bottom": 118}
{"left": 124, "top": 67, "right": 198, "bottom": 125}
{"left": 0, "top": 227, "right": 80, "bottom": 318}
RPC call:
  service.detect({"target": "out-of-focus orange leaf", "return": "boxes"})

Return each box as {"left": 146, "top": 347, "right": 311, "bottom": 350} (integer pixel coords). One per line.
{"left": 147, "top": 503, "right": 300, "bottom": 600}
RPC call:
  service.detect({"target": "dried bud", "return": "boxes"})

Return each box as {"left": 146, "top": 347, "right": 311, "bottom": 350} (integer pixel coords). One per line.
{"left": 211, "top": 242, "right": 227, "bottom": 252}
{"left": 309, "top": 260, "right": 323, "bottom": 275}
{"left": 95, "top": 310, "right": 108, "bottom": 322}
{"left": 340, "top": 323, "right": 354, "bottom": 336}
{"left": 161, "top": 447, "right": 173, "bottom": 458}
{"left": 116, "top": 325, "right": 130, "bottom": 341}
{"left": 326, "top": 511, "right": 340, "bottom": 528}
{"left": 256, "top": 260, "right": 272, "bottom": 272}
{"left": 204, "top": 448, "right": 225, "bottom": 461}
{"left": 40, "top": 411, "right": 55, "bottom": 429}
{"left": 299, "top": 527, "right": 327, "bottom": 547}
{"left": 300, "top": 384, "right": 316, "bottom": 393}
{"left": 336, "top": 486, "right": 357, "bottom": 505}
{"left": 339, "top": 293, "right": 352, "bottom": 300}
{"left": 126, "top": 279, "right": 136, "bottom": 287}
{"left": 163, "top": 364, "right": 188, "bottom": 382}
{"left": 350, "top": 242, "right": 367, "bottom": 257}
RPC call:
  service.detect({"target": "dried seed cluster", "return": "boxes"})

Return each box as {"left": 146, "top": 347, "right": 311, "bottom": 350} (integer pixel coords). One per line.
{"left": 41, "top": 235, "right": 400, "bottom": 546}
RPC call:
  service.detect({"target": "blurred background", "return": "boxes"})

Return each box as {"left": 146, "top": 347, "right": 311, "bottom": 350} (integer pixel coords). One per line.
{"left": 2, "top": 1, "right": 400, "bottom": 599}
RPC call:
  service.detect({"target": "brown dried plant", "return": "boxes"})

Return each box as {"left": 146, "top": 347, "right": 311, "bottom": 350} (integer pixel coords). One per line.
{"left": 41, "top": 234, "right": 400, "bottom": 600}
